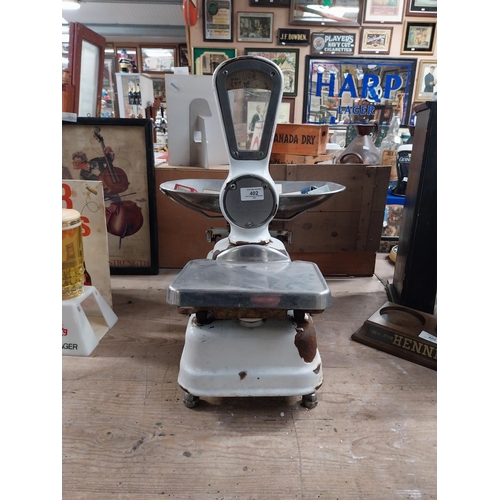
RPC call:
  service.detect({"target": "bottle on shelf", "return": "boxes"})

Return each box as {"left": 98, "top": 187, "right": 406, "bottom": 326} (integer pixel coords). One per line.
{"left": 136, "top": 83, "right": 141, "bottom": 106}
{"left": 128, "top": 83, "right": 135, "bottom": 105}
{"left": 379, "top": 111, "right": 401, "bottom": 189}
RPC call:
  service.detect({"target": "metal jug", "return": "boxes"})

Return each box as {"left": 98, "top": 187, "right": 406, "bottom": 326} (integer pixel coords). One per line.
{"left": 336, "top": 122, "right": 380, "bottom": 165}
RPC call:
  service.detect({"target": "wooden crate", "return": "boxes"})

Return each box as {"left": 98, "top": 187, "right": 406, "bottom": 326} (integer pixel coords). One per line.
{"left": 272, "top": 124, "right": 329, "bottom": 156}
{"left": 269, "top": 152, "right": 333, "bottom": 164}
{"left": 155, "top": 163, "right": 390, "bottom": 276}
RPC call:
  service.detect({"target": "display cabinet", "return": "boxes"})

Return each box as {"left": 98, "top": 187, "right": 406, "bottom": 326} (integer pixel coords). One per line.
{"left": 115, "top": 73, "right": 155, "bottom": 118}
{"left": 101, "top": 52, "right": 118, "bottom": 118}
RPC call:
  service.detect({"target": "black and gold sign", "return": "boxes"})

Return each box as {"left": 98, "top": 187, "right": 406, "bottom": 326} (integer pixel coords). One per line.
{"left": 277, "top": 28, "right": 310, "bottom": 46}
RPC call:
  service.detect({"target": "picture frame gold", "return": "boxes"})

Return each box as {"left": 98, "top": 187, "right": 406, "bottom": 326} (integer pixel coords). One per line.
{"left": 415, "top": 59, "right": 437, "bottom": 101}
{"left": 359, "top": 27, "right": 393, "bottom": 55}
{"left": 401, "top": 21, "right": 437, "bottom": 54}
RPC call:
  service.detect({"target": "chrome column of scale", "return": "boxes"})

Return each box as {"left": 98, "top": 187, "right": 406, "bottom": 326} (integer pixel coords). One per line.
{"left": 212, "top": 56, "right": 284, "bottom": 250}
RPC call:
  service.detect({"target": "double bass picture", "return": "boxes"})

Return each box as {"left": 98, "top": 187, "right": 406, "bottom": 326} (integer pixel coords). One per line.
{"left": 92, "top": 126, "right": 144, "bottom": 246}
{"left": 62, "top": 118, "right": 158, "bottom": 275}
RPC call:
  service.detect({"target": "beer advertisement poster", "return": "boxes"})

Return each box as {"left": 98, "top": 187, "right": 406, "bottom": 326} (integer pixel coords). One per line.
{"left": 62, "top": 180, "right": 113, "bottom": 308}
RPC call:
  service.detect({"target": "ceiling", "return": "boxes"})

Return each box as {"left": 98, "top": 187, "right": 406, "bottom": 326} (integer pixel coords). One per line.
{"left": 62, "top": 0, "right": 187, "bottom": 44}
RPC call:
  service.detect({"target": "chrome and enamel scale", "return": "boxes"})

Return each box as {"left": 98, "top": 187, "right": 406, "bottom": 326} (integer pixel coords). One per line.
{"left": 160, "top": 56, "right": 345, "bottom": 408}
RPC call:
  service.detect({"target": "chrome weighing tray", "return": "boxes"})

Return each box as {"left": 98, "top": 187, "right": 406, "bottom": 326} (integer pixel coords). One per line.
{"left": 167, "top": 259, "right": 333, "bottom": 311}
{"left": 160, "top": 179, "right": 345, "bottom": 220}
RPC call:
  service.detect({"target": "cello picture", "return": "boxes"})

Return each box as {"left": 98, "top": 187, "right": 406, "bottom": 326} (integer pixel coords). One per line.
{"left": 91, "top": 127, "right": 144, "bottom": 246}
{"left": 63, "top": 119, "right": 157, "bottom": 274}
{"left": 93, "top": 127, "right": 130, "bottom": 195}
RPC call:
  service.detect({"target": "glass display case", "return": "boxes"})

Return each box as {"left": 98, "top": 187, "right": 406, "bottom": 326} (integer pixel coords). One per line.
{"left": 101, "top": 52, "right": 118, "bottom": 118}
{"left": 115, "top": 73, "right": 155, "bottom": 118}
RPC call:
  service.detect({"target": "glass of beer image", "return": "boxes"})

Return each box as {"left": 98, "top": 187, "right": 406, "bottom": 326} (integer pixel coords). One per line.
{"left": 62, "top": 208, "right": 85, "bottom": 300}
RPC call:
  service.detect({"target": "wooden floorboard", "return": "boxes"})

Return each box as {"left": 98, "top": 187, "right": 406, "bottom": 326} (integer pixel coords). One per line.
{"left": 63, "top": 265, "right": 436, "bottom": 499}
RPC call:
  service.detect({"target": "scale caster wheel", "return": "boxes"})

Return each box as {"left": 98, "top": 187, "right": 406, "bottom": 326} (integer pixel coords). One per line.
{"left": 301, "top": 393, "right": 318, "bottom": 409}
{"left": 183, "top": 393, "right": 200, "bottom": 408}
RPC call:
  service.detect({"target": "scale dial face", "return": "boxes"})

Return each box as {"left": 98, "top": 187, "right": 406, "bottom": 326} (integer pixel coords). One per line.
{"left": 214, "top": 56, "right": 283, "bottom": 160}
{"left": 224, "top": 69, "right": 274, "bottom": 92}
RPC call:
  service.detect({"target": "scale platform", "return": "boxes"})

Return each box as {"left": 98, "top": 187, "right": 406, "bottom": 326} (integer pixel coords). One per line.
{"left": 167, "top": 254, "right": 332, "bottom": 317}
{"left": 351, "top": 301, "right": 437, "bottom": 370}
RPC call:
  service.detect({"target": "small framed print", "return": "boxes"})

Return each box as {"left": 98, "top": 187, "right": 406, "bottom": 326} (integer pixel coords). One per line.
{"left": 359, "top": 27, "right": 393, "bottom": 54}
{"left": 406, "top": 0, "right": 437, "bottom": 17}
{"left": 363, "top": 0, "right": 404, "bottom": 24}
{"left": 192, "top": 47, "right": 236, "bottom": 75}
{"left": 415, "top": 60, "right": 437, "bottom": 101}
{"left": 277, "top": 98, "right": 295, "bottom": 123}
{"left": 401, "top": 21, "right": 436, "bottom": 54}
{"left": 244, "top": 48, "right": 299, "bottom": 96}
{"left": 203, "top": 0, "right": 233, "bottom": 42}
{"left": 237, "top": 12, "right": 273, "bottom": 43}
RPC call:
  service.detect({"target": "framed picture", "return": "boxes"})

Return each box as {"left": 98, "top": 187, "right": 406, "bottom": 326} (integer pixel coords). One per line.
{"left": 406, "top": 0, "right": 437, "bottom": 17}
{"left": 289, "top": 0, "right": 361, "bottom": 27}
{"left": 415, "top": 60, "right": 437, "bottom": 101}
{"left": 237, "top": 12, "right": 273, "bottom": 43}
{"left": 193, "top": 47, "right": 236, "bottom": 75}
{"left": 401, "top": 21, "right": 437, "bottom": 54}
{"left": 359, "top": 27, "right": 393, "bottom": 54}
{"left": 179, "top": 44, "right": 189, "bottom": 67}
{"left": 62, "top": 118, "right": 159, "bottom": 275}
{"left": 140, "top": 46, "right": 176, "bottom": 73}
{"left": 363, "top": 0, "right": 405, "bottom": 23}
{"left": 244, "top": 48, "right": 299, "bottom": 96}
{"left": 302, "top": 56, "right": 417, "bottom": 126}
{"left": 278, "top": 97, "right": 295, "bottom": 123}
{"left": 249, "top": 0, "right": 289, "bottom": 5}
{"left": 203, "top": 0, "right": 233, "bottom": 42}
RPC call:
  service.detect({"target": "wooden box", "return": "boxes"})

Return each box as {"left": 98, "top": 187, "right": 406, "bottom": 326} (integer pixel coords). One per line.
{"left": 155, "top": 163, "right": 390, "bottom": 276}
{"left": 271, "top": 124, "right": 329, "bottom": 156}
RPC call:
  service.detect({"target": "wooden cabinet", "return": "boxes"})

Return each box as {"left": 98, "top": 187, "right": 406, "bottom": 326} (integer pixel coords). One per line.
{"left": 155, "top": 163, "right": 390, "bottom": 276}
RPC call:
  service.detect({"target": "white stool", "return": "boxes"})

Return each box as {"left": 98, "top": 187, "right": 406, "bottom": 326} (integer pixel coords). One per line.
{"left": 62, "top": 286, "right": 118, "bottom": 356}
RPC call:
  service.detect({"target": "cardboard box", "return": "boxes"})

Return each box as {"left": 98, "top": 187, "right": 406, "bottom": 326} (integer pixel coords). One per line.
{"left": 272, "top": 124, "right": 329, "bottom": 156}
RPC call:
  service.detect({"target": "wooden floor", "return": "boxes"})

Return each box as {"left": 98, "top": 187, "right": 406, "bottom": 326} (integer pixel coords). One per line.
{"left": 62, "top": 254, "right": 437, "bottom": 499}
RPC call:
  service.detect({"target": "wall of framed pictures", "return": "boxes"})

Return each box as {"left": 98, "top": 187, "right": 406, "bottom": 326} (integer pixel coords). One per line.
{"left": 186, "top": 0, "right": 437, "bottom": 126}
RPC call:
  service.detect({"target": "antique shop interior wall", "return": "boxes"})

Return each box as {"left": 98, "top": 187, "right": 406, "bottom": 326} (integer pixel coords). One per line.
{"left": 187, "top": 0, "right": 437, "bottom": 123}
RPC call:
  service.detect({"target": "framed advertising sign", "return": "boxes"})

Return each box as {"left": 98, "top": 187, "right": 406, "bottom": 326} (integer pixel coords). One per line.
{"left": 204, "top": 0, "right": 233, "bottom": 42}
{"left": 359, "top": 27, "right": 393, "bottom": 54}
{"left": 62, "top": 180, "right": 113, "bottom": 308}
{"left": 303, "top": 56, "right": 417, "bottom": 126}
{"left": 311, "top": 33, "right": 356, "bottom": 55}
{"left": 62, "top": 118, "right": 159, "bottom": 275}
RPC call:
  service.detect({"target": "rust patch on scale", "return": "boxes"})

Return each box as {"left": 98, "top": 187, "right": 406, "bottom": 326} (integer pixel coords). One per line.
{"left": 294, "top": 316, "right": 318, "bottom": 363}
